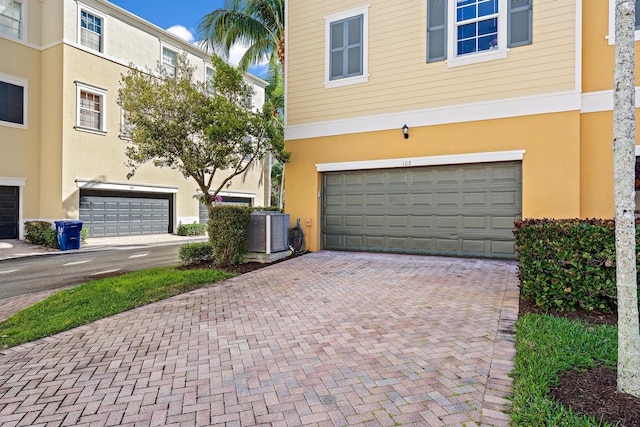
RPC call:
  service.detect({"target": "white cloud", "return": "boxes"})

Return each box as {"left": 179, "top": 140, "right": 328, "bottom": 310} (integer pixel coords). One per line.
{"left": 166, "top": 25, "right": 195, "bottom": 43}
{"left": 226, "top": 41, "right": 269, "bottom": 67}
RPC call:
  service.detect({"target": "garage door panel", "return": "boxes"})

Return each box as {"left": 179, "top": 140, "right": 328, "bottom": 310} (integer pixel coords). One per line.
{"left": 366, "top": 216, "right": 384, "bottom": 227}
{"left": 435, "top": 193, "right": 461, "bottom": 206}
{"left": 462, "top": 239, "right": 488, "bottom": 254}
{"left": 388, "top": 216, "right": 408, "bottom": 227}
{"left": 463, "top": 217, "right": 488, "bottom": 229}
{"left": 322, "top": 161, "right": 521, "bottom": 258}
{"left": 492, "top": 216, "right": 520, "bottom": 229}
{"left": 345, "top": 195, "right": 363, "bottom": 206}
{"left": 345, "top": 216, "right": 363, "bottom": 227}
{"left": 363, "top": 236, "right": 383, "bottom": 248}
{"left": 346, "top": 175, "right": 365, "bottom": 186}
{"left": 345, "top": 235, "right": 364, "bottom": 247}
{"left": 363, "top": 194, "right": 383, "bottom": 206}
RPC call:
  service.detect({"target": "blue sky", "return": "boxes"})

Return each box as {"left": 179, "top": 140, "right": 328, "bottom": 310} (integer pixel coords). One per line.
{"left": 109, "top": 0, "right": 268, "bottom": 76}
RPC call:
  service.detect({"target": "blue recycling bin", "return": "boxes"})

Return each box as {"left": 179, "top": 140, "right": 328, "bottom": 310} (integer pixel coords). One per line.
{"left": 55, "top": 220, "right": 83, "bottom": 251}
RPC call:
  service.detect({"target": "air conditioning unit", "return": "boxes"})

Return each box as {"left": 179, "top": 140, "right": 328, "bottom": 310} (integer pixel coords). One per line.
{"left": 248, "top": 212, "right": 290, "bottom": 254}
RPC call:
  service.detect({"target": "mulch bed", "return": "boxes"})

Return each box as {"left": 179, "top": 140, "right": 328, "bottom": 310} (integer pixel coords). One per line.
{"left": 519, "top": 299, "right": 640, "bottom": 426}
{"left": 177, "top": 252, "right": 305, "bottom": 274}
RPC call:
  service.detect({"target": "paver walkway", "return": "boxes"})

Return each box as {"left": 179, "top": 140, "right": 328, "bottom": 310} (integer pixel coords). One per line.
{"left": 0, "top": 251, "right": 519, "bottom": 426}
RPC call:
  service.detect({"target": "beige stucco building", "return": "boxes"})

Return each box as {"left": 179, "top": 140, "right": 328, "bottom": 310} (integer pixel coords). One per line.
{"left": 284, "top": 0, "right": 640, "bottom": 259}
{"left": 0, "top": 0, "right": 268, "bottom": 239}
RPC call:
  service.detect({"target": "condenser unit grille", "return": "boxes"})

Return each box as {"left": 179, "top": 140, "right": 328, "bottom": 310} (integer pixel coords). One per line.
{"left": 248, "top": 212, "right": 290, "bottom": 254}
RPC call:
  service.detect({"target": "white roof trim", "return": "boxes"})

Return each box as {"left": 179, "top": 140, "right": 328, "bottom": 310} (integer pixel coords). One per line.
{"left": 316, "top": 150, "right": 526, "bottom": 172}
{"left": 287, "top": 91, "right": 580, "bottom": 141}
{"left": 76, "top": 179, "right": 179, "bottom": 194}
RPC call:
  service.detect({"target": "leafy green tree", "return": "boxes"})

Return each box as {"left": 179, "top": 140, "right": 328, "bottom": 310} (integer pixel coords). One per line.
{"left": 117, "top": 53, "right": 275, "bottom": 215}
{"left": 198, "top": 0, "right": 285, "bottom": 77}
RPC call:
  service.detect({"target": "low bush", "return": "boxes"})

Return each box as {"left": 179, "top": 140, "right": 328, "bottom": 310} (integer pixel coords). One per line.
{"left": 208, "top": 206, "right": 252, "bottom": 266}
{"left": 177, "top": 223, "right": 207, "bottom": 236}
{"left": 513, "top": 218, "right": 639, "bottom": 313}
{"left": 81, "top": 227, "right": 89, "bottom": 244}
{"left": 178, "top": 242, "right": 213, "bottom": 265}
{"left": 24, "top": 221, "right": 59, "bottom": 249}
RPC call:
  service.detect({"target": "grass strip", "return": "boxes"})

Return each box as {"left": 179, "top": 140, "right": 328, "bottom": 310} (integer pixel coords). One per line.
{"left": 511, "top": 313, "right": 617, "bottom": 426}
{"left": 0, "top": 266, "right": 234, "bottom": 349}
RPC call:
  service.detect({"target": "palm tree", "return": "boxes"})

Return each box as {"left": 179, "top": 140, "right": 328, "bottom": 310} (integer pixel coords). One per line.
{"left": 198, "top": 0, "right": 285, "bottom": 78}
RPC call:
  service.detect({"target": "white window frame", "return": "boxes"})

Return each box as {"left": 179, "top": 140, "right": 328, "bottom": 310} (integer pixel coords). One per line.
{"left": 324, "top": 5, "right": 370, "bottom": 89}
{"left": 161, "top": 44, "right": 179, "bottom": 77}
{"left": 75, "top": 81, "right": 107, "bottom": 134}
{"left": 77, "top": 3, "right": 105, "bottom": 53}
{"left": 0, "top": 72, "right": 28, "bottom": 129}
{"left": 119, "top": 108, "right": 133, "bottom": 140}
{"left": 446, "top": 0, "right": 508, "bottom": 68}
{"left": 607, "top": 0, "right": 640, "bottom": 44}
{"left": 0, "top": 0, "right": 26, "bottom": 41}
{"left": 205, "top": 65, "right": 215, "bottom": 94}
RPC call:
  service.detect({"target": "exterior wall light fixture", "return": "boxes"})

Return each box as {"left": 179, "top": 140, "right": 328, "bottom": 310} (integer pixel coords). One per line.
{"left": 402, "top": 124, "right": 409, "bottom": 139}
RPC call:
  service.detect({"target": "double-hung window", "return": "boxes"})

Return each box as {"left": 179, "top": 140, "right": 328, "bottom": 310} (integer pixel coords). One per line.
{"left": 0, "top": 0, "right": 23, "bottom": 40}
{"left": 205, "top": 66, "right": 215, "bottom": 94}
{"left": 324, "top": 5, "right": 369, "bottom": 88}
{"left": 427, "top": 0, "right": 532, "bottom": 66}
{"left": 75, "top": 82, "right": 106, "bottom": 133}
{"left": 0, "top": 74, "right": 27, "bottom": 127}
{"left": 162, "top": 46, "right": 178, "bottom": 77}
{"left": 80, "top": 10, "right": 102, "bottom": 52}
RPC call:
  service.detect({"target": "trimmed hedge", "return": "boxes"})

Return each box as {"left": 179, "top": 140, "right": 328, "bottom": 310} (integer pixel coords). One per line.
{"left": 25, "top": 221, "right": 88, "bottom": 249}
{"left": 208, "top": 206, "right": 252, "bottom": 266}
{"left": 177, "top": 223, "right": 207, "bottom": 236}
{"left": 178, "top": 242, "right": 213, "bottom": 265}
{"left": 514, "top": 218, "right": 638, "bottom": 313}
{"left": 24, "top": 221, "right": 59, "bottom": 249}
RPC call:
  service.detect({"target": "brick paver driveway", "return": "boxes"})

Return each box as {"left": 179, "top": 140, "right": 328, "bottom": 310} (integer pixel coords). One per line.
{"left": 0, "top": 251, "right": 519, "bottom": 426}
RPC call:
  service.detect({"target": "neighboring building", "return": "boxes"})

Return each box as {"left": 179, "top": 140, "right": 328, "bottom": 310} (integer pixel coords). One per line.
{"left": 0, "top": 0, "right": 268, "bottom": 239}
{"left": 284, "top": 0, "right": 638, "bottom": 259}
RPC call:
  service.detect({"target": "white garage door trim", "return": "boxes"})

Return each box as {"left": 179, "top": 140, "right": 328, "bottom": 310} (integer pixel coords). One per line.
{"left": 76, "top": 179, "right": 179, "bottom": 194}
{"left": 316, "top": 149, "right": 526, "bottom": 172}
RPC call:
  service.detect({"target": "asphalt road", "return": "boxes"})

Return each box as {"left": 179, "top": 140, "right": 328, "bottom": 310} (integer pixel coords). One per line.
{"left": 0, "top": 244, "right": 184, "bottom": 300}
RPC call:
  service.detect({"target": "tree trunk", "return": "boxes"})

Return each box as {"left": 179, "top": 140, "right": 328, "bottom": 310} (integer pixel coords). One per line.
{"left": 279, "top": 163, "right": 285, "bottom": 210}
{"left": 614, "top": 0, "right": 640, "bottom": 398}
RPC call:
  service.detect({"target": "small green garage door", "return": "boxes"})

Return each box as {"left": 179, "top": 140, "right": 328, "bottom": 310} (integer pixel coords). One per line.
{"left": 322, "top": 161, "right": 522, "bottom": 259}
{"left": 79, "top": 190, "right": 171, "bottom": 237}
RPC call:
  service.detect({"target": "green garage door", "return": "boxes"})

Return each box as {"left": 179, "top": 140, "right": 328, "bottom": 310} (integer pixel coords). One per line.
{"left": 322, "top": 161, "right": 522, "bottom": 259}
{"left": 79, "top": 190, "right": 171, "bottom": 237}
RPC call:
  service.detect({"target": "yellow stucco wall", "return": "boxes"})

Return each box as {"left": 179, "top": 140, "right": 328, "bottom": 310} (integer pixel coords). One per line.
{"left": 0, "top": 40, "right": 42, "bottom": 221}
{"left": 582, "top": 0, "right": 640, "bottom": 92}
{"left": 285, "top": 112, "right": 581, "bottom": 252}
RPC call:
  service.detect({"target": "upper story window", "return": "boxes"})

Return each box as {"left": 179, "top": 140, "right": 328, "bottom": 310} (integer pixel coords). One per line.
{"left": 0, "top": 0, "right": 23, "bottom": 40}
{"left": 324, "top": 5, "right": 370, "bottom": 89}
{"left": 0, "top": 74, "right": 27, "bottom": 128}
{"left": 80, "top": 10, "right": 102, "bottom": 52}
{"left": 205, "top": 66, "right": 215, "bottom": 93}
{"left": 162, "top": 46, "right": 178, "bottom": 77}
{"left": 75, "top": 82, "right": 106, "bottom": 134}
{"left": 607, "top": 0, "right": 640, "bottom": 44}
{"left": 427, "top": 0, "right": 532, "bottom": 67}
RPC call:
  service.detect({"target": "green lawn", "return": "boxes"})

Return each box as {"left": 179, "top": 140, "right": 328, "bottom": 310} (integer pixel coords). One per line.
{"left": 0, "top": 266, "right": 234, "bottom": 349}
{"left": 511, "top": 313, "right": 618, "bottom": 426}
